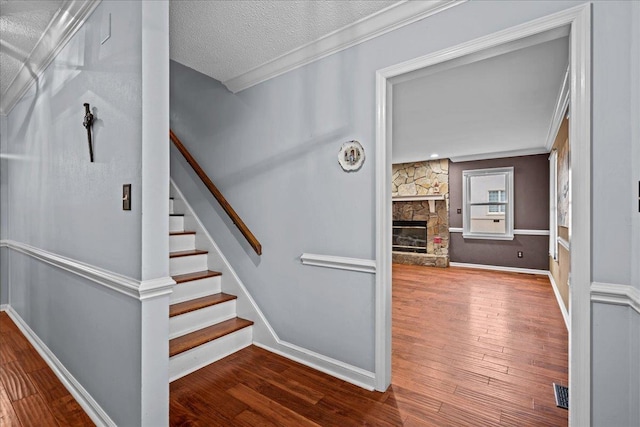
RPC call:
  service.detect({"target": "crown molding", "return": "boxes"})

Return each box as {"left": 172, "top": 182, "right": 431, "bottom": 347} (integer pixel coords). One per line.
{"left": 0, "top": 0, "right": 102, "bottom": 115}
{"left": 1, "top": 240, "right": 174, "bottom": 300}
{"left": 223, "top": 0, "right": 466, "bottom": 93}
{"left": 449, "top": 146, "right": 549, "bottom": 163}
{"left": 545, "top": 65, "right": 570, "bottom": 151}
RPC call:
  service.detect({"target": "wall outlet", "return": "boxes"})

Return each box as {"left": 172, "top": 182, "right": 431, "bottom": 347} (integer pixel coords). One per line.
{"left": 517, "top": 251, "right": 523, "bottom": 258}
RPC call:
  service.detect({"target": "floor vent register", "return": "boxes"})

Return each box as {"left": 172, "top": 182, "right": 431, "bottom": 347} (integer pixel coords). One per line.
{"left": 553, "top": 383, "right": 569, "bottom": 409}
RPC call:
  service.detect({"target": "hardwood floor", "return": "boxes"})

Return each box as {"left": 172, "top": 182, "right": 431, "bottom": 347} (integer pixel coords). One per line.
{"left": 1, "top": 265, "right": 568, "bottom": 426}
{"left": 171, "top": 264, "right": 568, "bottom": 426}
{"left": 0, "top": 312, "right": 94, "bottom": 427}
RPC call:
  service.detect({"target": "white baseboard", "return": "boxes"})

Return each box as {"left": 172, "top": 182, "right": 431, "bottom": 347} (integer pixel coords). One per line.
{"left": 3, "top": 306, "right": 115, "bottom": 427}
{"left": 254, "top": 341, "right": 376, "bottom": 391}
{"left": 171, "top": 179, "right": 377, "bottom": 390}
{"left": 548, "top": 272, "right": 570, "bottom": 330}
{"left": 449, "top": 262, "right": 549, "bottom": 275}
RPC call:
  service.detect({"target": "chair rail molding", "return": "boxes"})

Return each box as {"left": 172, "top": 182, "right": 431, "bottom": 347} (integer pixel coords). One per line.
{"left": 0, "top": 240, "right": 175, "bottom": 301}
{"left": 170, "top": 180, "right": 376, "bottom": 390}
{"left": 449, "top": 228, "right": 549, "bottom": 236}
{"left": 2, "top": 306, "right": 116, "bottom": 427}
{"left": 300, "top": 253, "right": 376, "bottom": 274}
{"left": 591, "top": 282, "right": 640, "bottom": 315}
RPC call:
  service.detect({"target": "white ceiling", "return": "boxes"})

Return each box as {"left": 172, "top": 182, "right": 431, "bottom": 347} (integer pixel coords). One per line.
{"left": 0, "top": 0, "right": 64, "bottom": 95}
{"left": 392, "top": 33, "right": 569, "bottom": 164}
{"left": 169, "top": 0, "right": 399, "bottom": 85}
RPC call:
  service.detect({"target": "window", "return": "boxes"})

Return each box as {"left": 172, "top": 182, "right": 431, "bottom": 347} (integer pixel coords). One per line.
{"left": 487, "top": 190, "right": 506, "bottom": 214}
{"left": 462, "top": 167, "right": 514, "bottom": 240}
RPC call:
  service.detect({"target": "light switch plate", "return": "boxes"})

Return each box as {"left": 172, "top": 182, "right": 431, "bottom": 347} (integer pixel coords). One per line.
{"left": 123, "top": 184, "right": 131, "bottom": 211}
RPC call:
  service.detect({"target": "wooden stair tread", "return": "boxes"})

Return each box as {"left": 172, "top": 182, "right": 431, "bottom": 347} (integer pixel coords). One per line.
{"left": 172, "top": 270, "right": 221, "bottom": 284}
{"left": 170, "top": 249, "right": 208, "bottom": 258}
{"left": 169, "top": 230, "right": 196, "bottom": 236}
{"left": 170, "top": 293, "right": 237, "bottom": 317}
{"left": 170, "top": 318, "right": 253, "bottom": 357}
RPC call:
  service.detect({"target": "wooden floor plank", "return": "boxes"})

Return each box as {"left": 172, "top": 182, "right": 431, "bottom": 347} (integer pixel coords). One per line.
{"left": 170, "top": 264, "right": 568, "bottom": 425}
{"left": 0, "top": 313, "right": 93, "bottom": 426}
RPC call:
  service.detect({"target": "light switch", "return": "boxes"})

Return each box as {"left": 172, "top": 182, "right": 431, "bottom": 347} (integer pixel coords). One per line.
{"left": 123, "top": 184, "right": 131, "bottom": 211}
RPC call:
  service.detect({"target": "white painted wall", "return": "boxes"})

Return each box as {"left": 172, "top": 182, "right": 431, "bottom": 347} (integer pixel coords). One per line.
{"left": 2, "top": 1, "right": 170, "bottom": 425}
{"left": 171, "top": 1, "right": 638, "bottom": 423}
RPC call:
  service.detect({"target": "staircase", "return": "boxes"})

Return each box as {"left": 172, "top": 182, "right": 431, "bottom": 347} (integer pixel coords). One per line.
{"left": 168, "top": 196, "right": 253, "bottom": 382}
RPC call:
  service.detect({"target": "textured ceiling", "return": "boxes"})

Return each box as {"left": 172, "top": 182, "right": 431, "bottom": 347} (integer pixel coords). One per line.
{"left": 0, "top": 0, "right": 63, "bottom": 95}
{"left": 170, "top": 0, "right": 399, "bottom": 84}
{"left": 392, "top": 36, "right": 569, "bottom": 163}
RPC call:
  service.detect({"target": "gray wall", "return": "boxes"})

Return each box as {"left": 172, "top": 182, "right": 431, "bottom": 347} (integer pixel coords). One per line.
{"left": 169, "top": 0, "right": 638, "bottom": 423}
{"left": 449, "top": 154, "right": 549, "bottom": 269}
{"left": 2, "top": 1, "right": 169, "bottom": 425}
{"left": 1, "top": 114, "right": 7, "bottom": 305}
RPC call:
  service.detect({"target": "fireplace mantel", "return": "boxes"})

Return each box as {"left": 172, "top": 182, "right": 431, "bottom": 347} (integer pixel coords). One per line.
{"left": 392, "top": 194, "right": 445, "bottom": 213}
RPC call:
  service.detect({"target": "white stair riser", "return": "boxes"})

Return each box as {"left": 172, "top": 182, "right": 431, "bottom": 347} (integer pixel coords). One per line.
{"left": 170, "top": 300, "right": 237, "bottom": 339}
{"left": 169, "top": 326, "right": 252, "bottom": 382}
{"left": 171, "top": 276, "right": 222, "bottom": 304}
{"left": 170, "top": 254, "right": 207, "bottom": 276}
{"left": 169, "top": 199, "right": 174, "bottom": 214}
{"left": 169, "top": 216, "right": 184, "bottom": 232}
{"left": 170, "top": 234, "right": 195, "bottom": 252}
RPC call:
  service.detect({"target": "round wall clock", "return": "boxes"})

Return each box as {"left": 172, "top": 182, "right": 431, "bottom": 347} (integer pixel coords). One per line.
{"left": 338, "top": 140, "right": 365, "bottom": 172}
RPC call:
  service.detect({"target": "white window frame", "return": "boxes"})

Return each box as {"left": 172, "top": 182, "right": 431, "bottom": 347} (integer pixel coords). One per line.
{"left": 549, "top": 150, "right": 558, "bottom": 260}
{"left": 462, "top": 167, "right": 514, "bottom": 240}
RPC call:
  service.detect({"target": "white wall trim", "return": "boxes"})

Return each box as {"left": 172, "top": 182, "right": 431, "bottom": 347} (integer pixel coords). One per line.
{"left": 300, "top": 253, "right": 376, "bottom": 274}
{"left": 223, "top": 0, "right": 466, "bottom": 93}
{"left": 0, "top": 0, "right": 102, "bottom": 115}
{"left": 375, "top": 6, "right": 591, "bottom": 424}
{"left": 449, "top": 227, "right": 549, "bottom": 236}
{"left": 449, "top": 262, "right": 549, "bottom": 276}
{"left": 545, "top": 65, "right": 571, "bottom": 151}
{"left": 170, "top": 180, "right": 376, "bottom": 390}
{"left": 558, "top": 236, "right": 570, "bottom": 251}
{"left": 254, "top": 341, "right": 375, "bottom": 391}
{"left": 0, "top": 240, "right": 174, "bottom": 300}
{"left": 591, "top": 282, "right": 640, "bottom": 315}
{"left": 449, "top": 147, "right": 549, "bottom": 163}
{"left": 548, "top": 272, "right": 570, "bottom": 330}
{"left": 2, "top": 306, "right": 116, "bottom": 427}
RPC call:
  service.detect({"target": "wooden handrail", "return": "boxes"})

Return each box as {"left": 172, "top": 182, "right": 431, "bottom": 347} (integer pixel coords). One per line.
{"left": 170, "top": 130, "right": 262, "bottom": 255}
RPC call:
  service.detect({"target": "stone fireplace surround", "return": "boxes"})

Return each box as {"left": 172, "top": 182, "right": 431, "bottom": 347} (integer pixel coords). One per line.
{"left": 392, "top": 160, "right": 450, "bottom": 267}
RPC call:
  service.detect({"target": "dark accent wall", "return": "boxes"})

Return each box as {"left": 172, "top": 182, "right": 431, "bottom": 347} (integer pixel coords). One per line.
{"left": 449, "top": 155, "right": 549, "bottom": 269}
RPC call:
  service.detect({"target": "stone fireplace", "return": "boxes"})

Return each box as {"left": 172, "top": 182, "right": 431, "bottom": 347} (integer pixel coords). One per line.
{"left": 392, "top": 160, "right": 450, "bottom": 267}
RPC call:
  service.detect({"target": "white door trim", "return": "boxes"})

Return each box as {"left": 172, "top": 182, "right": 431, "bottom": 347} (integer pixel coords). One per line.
{"left": 374, "top": 5, "right": 591, "bottom": 427}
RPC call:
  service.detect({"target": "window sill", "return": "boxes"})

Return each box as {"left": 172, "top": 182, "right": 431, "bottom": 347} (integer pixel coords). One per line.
{"left": 462, "top": 233, "right": 515, "bottom": 241}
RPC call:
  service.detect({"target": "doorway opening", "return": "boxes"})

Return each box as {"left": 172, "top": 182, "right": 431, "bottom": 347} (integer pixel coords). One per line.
{"left": 374, "top": 5, "right": 591, "bottom": 427}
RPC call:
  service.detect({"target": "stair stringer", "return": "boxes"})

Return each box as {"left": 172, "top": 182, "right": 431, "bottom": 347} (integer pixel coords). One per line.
{"left": 169, "top": 179, "right": 376, "bottom": 390}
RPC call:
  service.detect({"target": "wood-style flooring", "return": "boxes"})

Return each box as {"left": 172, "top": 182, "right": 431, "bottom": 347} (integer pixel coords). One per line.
{"left": 1, "top": 265, "right": 568, "bottom": 426}
{"left": 0, "top": 312, "right": 94, "bottom": 427}
{"left": 170, "top": 264, "right": 568, "bottom": 426}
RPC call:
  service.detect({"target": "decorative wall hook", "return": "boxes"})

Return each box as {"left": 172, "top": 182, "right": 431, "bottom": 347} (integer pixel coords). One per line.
{"left": 83, "top": 103, "right": 94, "bottom": 162}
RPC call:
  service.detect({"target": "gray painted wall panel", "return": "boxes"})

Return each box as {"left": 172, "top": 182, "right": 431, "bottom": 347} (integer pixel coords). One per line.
{"left": 2, "top": 1, "right": 158, "bottom": 425}
{"left": 9, "top": 251, "right": 141, "bottom": 426}
{"left": 1, "top": 114, "right": 7, "bottom": 304}
{"left": 6, "top": 0, "right": 143, "bottom": 279}
{"left": 178, "top": 1, "right": 635, "bottom": 422}
{"left": 592, "top": 304, "right": 640, "bottom": 427}
{"left": 449, "top": 155, "right": 549, "bottom": 269}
